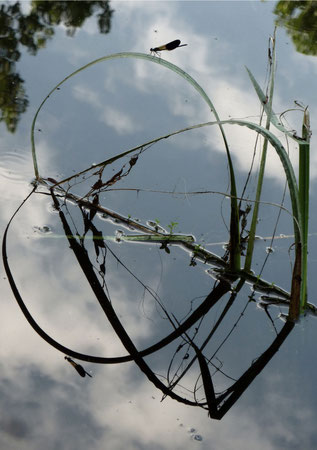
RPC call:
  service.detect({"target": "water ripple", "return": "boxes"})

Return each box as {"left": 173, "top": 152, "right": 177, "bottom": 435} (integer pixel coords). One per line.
{"left": 0, "top": 151, "right": 33, "bottom": 184}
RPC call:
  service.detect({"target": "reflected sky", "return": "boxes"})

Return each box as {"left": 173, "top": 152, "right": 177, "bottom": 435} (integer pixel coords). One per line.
{"left": 1, "top": 1, "right": 317, "bottom": 449}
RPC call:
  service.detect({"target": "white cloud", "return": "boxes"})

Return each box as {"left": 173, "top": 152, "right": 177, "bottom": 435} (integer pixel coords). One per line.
{"left": 101, "top": 107, "right": 139, "bottom": 134}
{"left": 72, "top": 84, "right": 102, "bottom": 109}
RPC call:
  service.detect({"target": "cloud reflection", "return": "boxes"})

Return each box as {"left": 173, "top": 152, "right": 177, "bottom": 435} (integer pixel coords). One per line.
{"left": 1, "top": 1, "right": 317, "bottom": 449}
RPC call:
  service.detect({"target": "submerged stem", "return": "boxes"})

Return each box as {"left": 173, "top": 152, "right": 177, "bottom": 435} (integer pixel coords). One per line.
{"left": 298, "top": 108, "right": 310, "bottom": 312}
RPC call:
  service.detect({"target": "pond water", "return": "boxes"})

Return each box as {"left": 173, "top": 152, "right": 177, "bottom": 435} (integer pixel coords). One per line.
{"left": 1, "top": 1, "right": 317, "bottom": 449}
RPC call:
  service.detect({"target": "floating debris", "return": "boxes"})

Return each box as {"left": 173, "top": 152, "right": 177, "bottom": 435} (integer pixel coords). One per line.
{"left": 33, "top": 225, "right": 52, "bottom": 234}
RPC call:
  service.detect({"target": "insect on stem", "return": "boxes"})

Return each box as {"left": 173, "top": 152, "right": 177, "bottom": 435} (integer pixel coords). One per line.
{"left": 150, "top": 39, "right": 188, "bottom": 56}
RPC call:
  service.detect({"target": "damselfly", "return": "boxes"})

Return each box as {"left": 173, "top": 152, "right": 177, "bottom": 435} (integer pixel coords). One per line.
{"left": 65, "top": 356, "right": 92, "bottom": 378}
{"left": 150, "top": 39, "right": 187, "bottom": 56}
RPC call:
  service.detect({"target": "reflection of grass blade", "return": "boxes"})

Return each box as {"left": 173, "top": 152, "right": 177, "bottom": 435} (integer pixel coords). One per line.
{"left": 49, "top": 189, "right": 204, "bottom": 408}
{"left": 1, "top": 187, "right": 231, "bottom": 368}
{"left": 214, "top": 320, "right": 294, "bottom": 419}
{"left": 194, "top": 346, "right": 217, "bottom": 416}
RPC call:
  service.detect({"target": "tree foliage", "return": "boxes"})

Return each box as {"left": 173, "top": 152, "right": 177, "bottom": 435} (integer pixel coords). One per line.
{"left": 0, "top": 1, "right": 113, "bottom": 132}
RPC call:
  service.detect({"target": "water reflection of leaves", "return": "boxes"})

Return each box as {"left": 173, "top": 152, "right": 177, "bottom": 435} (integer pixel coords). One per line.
{"left": 0, "top": 1, "right": 113, "bottom": 132}
{"left": 274, "top": 1, "right": 317, "bottom": 55}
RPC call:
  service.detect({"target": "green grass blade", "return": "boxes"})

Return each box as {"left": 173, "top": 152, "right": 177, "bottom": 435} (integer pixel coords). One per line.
{"left": 245, "top": 66, "right": 309, "bottom": 145}
{"left": 216, "top": 119, "right": 301, "bottom": 245}
{"left": 31, "top": 51, "right": 240, "bottom": 271}
{"left": 31, "top": 52, "right": 217, "bottom": 180}
{"left": 50, "top": 116, "right": 301, "bottom": 247}
{"left": 244, "top": 31, "right": 276, "bottom": 272}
